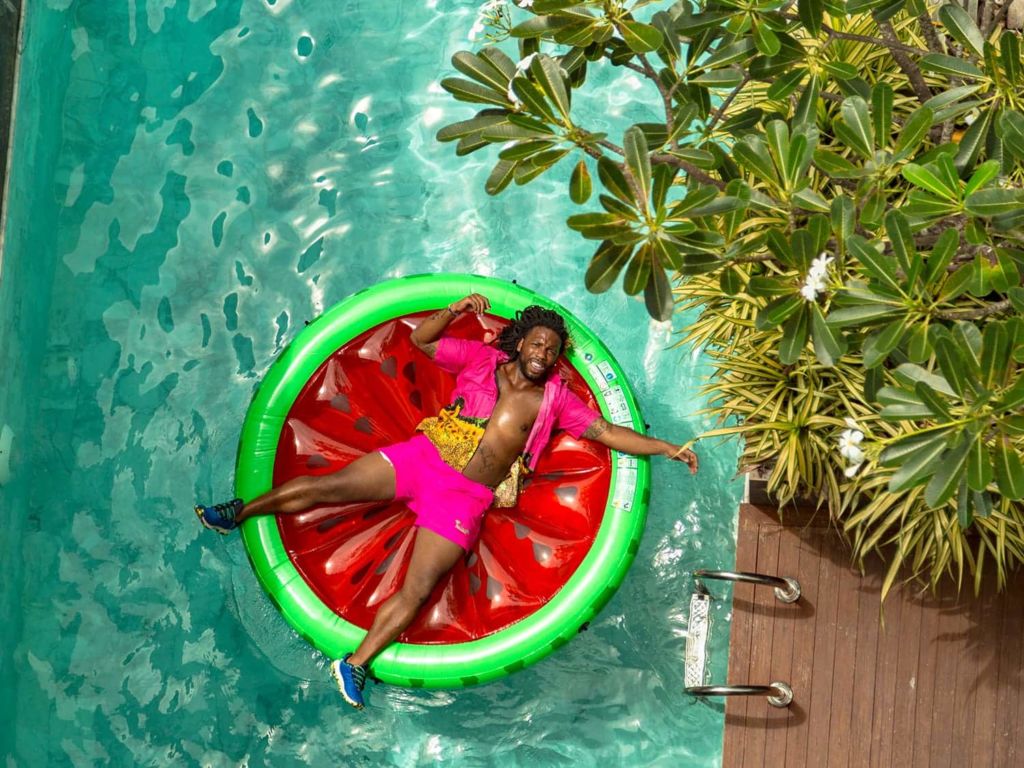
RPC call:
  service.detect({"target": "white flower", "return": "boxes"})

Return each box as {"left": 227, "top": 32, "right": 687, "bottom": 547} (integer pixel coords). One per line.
{"left": 468, "top": 20, "right": 485, "bottom": 40}
{"left": 964, "top": 111, "right": 978, "bottom": 126}
{"left": 837, "top": 424, "right": 865, "bottom": 477}
{"left": 516, "top": 0, "right": 535, "bottom": 6}
{"left": 800, "top": 252, "right": 833, "bottom": 302}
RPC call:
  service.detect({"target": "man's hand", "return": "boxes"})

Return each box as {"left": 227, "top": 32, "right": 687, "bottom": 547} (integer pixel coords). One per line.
{"left": 667, "top": 446, "right": 699, "bottom": 475}
{"left": 449, "top": 293, "right": 490, "bottom": 315}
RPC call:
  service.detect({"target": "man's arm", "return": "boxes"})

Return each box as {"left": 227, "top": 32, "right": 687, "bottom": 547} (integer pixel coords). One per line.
{"left": 410, "top": 293, "right": 490, "bottom": 358}
{"left": 582, "top": 417, "right": 699, "bottom": 475}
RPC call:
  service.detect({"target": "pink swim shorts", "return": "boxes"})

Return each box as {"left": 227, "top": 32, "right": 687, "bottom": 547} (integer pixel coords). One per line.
{"left": 378, "top": 434, "right": 494, "bottom": 550}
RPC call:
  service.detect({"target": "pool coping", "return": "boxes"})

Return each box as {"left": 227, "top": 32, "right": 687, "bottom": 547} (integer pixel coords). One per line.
{"left": 0, "top": 0, "right": 25, "bottom": 274}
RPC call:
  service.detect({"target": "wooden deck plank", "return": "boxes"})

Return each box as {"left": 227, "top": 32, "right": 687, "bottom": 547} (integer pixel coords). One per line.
{"left": 741, "top": 516, "right": 783, "bottom": 764}
{"left": 992, "top": 571, "right": 1023, "bottom": 767}
{"left": 783, "top": 522, "right": 825, "bottom": 768}
{"left": 950, "top": 583, "right": 981, "bottom": 767}
{"left": 928, "top": 578, "right": 964, "bottom": 766}
{"left": 846, "top": 556, "right": 881, "bottom": 768}
{"left": 889, "top": 580, "right": 924, "bottom": 768}
{"left": 722, "top": 505, "right": 764, "bottom": 768}
{"left": 804, "top": 527, "right": 841, "bottom": 766}
{"left": 761, "top": 520, "right": 806, "bottom": 767}
{"left": 823, "top": 534, "right": 863, "bottom": 768}
{"left": 868, "top": 573, "right": 904, "bottom": 768}
{"left": 910, "top": 581, "right": 940, "bottom": 768}
{"left": 968, "top": 583, "right": 1004, "bottom": 768}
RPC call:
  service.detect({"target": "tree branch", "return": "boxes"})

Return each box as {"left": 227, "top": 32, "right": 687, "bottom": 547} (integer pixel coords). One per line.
{"left": 651, "top": 152, "right": 727, "bottom": 189}
{"left": 935, "top": 299, "right": 1012, "bottom": 320}
{"left": 874, "top": 18, "right": 933, "bottom": 104}
{"left": 917, "top": 13, "right": 945, "bottom": 54}
{"left": 703, "top": 74, "right": 751, "bottom": 137}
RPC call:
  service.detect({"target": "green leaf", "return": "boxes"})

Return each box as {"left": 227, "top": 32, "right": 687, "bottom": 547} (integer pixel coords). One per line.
{"left": 485, "top": 159, "right": 517, "bottom": 195}
{"left": 963, "top": 159, "right": 1001, "bottom": 197}
{"left": 452, "top": 51, "right": 510, "bottom": 94}
{"left": 436, "top": 112, "right": 509, "bottom": 142}
{"left": 813, "top": 149, "right": 863, "bottom": 178}
{"left": 569, "top": 159, "right": 592, "bottom": 204}
{"left": 766, "top": 68, "right": 807, "bottom": 101}
{"left": 831, "top": 195, "right": 855, "bottom": 244}
{"left": 924, "top": 229, "right": 959, "bottom": 284}
{"left": 499, "top": 139, "right": 556, "bottom": 161}
{"left": 748, "top": 276, "right": 794, "bottom": 297}
{"left": 827, "top": 302, "right": 902, "bottom": 327}
{"left": 624, "top": 127, "right": 651, "bottom": 208}
{"left": 810, "top": 303, "right": 847, "bottom": 366}
{"left": 756, "top": 295, "right": 803, "bottom": 330}
{"left": 902, "top": 163, "right": 959, "bottom": 201}
{"left": 893, "top": 106, "right": 934, "bottom": 159}
{"left": 924, "top": 433, "right": 972, "bottom": 507}
{"left": 980, "top": 320, "right": 1010, "bottom": 391}
{"left": 955, "top": 106, "right": 993, "bottom": 174}
{"left": 860, "top": 188, "right": 886, "bottom": 227}
{"left": 511, "top": 77, "right": 560, "bottom": 121}
{"left": 441, "top": 77, "right": 510, "bottom": 106}
{"left": 893, "top": 363, "right": 957, "bottom": 396}
{"left": 863, "top": 317, "right": 908, "bottom": 368}
{"left": 965, "top": 188, "right": 1022, "bottom": 216}
{"left": 719, "top": 267, "right": 743, "bottom": 296}
{"left": 914, "top": 379, "right": 955, "bottom": 419}
{"left": 799, "top": 0, "right": 824, "bottom": 35}
{"left": 752, "top": 20, "right": 781, "bottom": 56}
{"left": 793, "top": 75, "right": 820, "bottom": 129}
{"left": 967, "top": 434, "right": 993, "bottom": 491}
{"left": 889, "top": 432, "right": 952, "bottom": 491}
{"left": 994, "top": 436, "right": 1024, "bottom": 499}
{"left": 848, "top": 235, "right": 902, "bottom": 293}
{"left": 880, "top": 429, "right": 950, "bottom": 466}
{"left": 1000, "top": 110, "right": 1024, "bottom": 161}
{"left": 823, "top": 61, "right": 858, "bottom": 80}
{"left": 530, "top": 55, "right": 572, "bottom": 123}
{"left": 873, "top": 83, "right": 893, "bottom": 149}
{"left": 837, "top": 96, "right": 874, "bottom": 158}
{"left": 598, "top": 158, "right": 634, "bottom": 205}
{"left": 938, "top": 4, "right": 986, "bottom": 58}
{"left": 666, "top": 186, "right": 719, "bottom": 218}
{"left": 624, "top": 245, "right": 652, "bottom": 295}
{"left": 567, "top": 212, "right": 632, "bottom": 238}
{"left": 792, "top": 187, "right": 830, "bottom": 212}
{"left": 884, "top": 210, "right": 916, "bottom": 278}
{"left": 931, "top": 327, "right": 973, "bottom": 397}
{"left": 1003, "top": 31, "right": 1022, "bottom": 83}
{"left": 644, "top": 265, "right": 674, "bottom": 320}
{"left": 779, "top": 305, "right": 810, "bottom": 364}
{"left": 691, "top": 68, "right": 745, "bottom": 88}
{"left": 585, "top": 241, "right": 632, "bottom": 293}
{"left": 919, "top": 54, "right": 984, "bottom": 79}
{"left": 905, "top": 190, "right": 960, "bottom": 220}
{"left": 620, "top": 20, "right": 663, "bottom": 53}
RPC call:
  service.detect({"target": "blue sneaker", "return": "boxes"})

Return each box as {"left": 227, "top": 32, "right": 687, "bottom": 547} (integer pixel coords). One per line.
{"left": 330, "top": 654, "right": 368, "bottom": 710}
{"left": 194, "top": 498, "right": 243, "bottom": 534}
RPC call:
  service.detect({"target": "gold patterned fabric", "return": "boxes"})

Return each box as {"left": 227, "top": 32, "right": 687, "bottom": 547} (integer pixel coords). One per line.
{"left": 417, "top": 403, "right": 525, "bottom": 508}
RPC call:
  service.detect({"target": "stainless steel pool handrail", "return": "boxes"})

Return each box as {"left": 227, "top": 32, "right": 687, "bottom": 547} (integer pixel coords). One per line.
{"left": 686, "top": 682, "right": 794, "bottom": 708}
{"left": 693, "top": 569, "right": 801, "bottom": 603}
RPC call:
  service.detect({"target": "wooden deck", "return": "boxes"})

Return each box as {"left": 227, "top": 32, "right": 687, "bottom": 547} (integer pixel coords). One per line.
{"left": 721, "top": 503, "right": 1024, "bottom": 768}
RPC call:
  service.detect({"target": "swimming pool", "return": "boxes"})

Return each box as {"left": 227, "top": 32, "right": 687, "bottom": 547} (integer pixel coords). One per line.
{"left": 0, "top": 1, "right": 741, "bottom": 764}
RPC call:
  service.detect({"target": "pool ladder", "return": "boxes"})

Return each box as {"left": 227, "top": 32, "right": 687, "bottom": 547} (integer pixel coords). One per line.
{"left": 684, "top": 569, "right": 799, "bottom": 708}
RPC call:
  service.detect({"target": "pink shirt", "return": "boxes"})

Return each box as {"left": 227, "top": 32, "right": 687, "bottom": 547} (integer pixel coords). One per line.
{"left": 433, "top": 337, "right": 601, "bottom": 470}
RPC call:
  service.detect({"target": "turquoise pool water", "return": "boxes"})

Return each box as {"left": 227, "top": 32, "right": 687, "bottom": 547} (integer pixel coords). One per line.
{"left": 0, "top": 1, "right": 741, "bottom": 765}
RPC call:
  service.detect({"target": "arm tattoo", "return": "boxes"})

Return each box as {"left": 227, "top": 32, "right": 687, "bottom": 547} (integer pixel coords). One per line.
{"left": 582, "top": 418, "right": 610, "bottom": 440}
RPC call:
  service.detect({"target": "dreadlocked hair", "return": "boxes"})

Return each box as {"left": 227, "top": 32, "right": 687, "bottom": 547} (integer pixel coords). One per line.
{"left": 496, "top": 305, "right": 570, "bottom": 359}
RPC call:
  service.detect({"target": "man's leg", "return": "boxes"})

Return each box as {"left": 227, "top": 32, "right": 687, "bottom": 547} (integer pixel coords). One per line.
{"left": 350, "top": 526, "right": 464, "bottom": 666}
{"left": 236, "top": 451, "right": 397, "bottom": 523}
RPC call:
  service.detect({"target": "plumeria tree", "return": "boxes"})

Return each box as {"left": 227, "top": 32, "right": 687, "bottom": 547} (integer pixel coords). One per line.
{"left": 437, "top": 0, "right": 1024, "bottom": 597}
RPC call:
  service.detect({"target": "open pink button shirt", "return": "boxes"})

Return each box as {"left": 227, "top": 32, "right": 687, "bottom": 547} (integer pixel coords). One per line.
{"left": 433, "top": 337, "right": 602, "bottom": 471}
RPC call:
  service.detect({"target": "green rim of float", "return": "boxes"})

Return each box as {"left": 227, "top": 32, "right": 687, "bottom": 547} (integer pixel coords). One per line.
{"left": 235, "top": 273, "right": 651, "bottom": 688}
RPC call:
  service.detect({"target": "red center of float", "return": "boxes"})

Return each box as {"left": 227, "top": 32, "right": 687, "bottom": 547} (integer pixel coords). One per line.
{"left": 272, "top": 313, "right": 611, "bottom": 644}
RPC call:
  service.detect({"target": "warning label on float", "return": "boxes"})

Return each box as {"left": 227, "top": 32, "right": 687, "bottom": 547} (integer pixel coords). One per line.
{"left": 612, "top": 466, "right": 638, "bottom": 511}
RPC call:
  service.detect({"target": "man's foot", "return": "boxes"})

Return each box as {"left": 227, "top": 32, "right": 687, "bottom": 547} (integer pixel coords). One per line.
{"left": 330, "top": 654, "right": 368, "bottom": 710}
{"left": 194, "top": 498, "right": 243, "bottom": 534}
